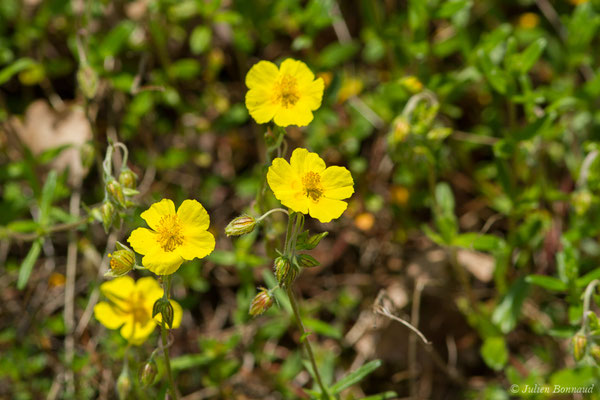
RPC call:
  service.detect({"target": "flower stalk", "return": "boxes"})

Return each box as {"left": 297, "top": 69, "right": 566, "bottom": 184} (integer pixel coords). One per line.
{"left": 160, "top": 275, "right": 178, "bottom": 400}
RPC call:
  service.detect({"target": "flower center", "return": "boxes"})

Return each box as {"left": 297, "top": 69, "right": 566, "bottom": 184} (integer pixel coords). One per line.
{"left": 273, "top": 74, "right": 300, "bottom": 108}
{"left": 302, "top": 171, "right": 324, "bottom": 201}
{"left": 128, "top": 292, "right": 150, "bottom": 325}
{"left": 156, "top": 214, "right": 184, "bottom": 252}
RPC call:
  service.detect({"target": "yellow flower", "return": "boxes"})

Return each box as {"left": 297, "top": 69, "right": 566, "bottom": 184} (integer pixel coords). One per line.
{"left": 518, "top": 12, "right": 539, "bottom": 29}
{"left": 245, "top": 58, "right": 324, "bottom": 127}
{"left": 128, "top": 199, "right": 215, "bottom": 275}
{"left": 93, "top": 276, "right": 182, "bottom": 345}
{"left": 267, "top": 148, "right": 354, "bottom": 223}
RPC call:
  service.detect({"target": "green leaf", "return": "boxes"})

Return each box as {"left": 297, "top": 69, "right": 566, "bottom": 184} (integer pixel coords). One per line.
{"left": 359, "top": 392, "right": 398, "bottom": 400}
{"left": 453, "top": 233, "right": 506, "bottom": 252}
{"left": 6, "top": 220, "right": 39, "bottom": 233}
{"left": 317, "top": 42, "right": 359, "bottom": 69}
{"left": 576, "top": 268, "right": 600, "bottom": 288}
{"left": 480, "top": 337, "right": 508, "bottom": 371}
{"left": 477, "top": 49, "right": 508, "bottom": 94}
{"left": 330, "top": 360, "right": 382, "bottom": 394}
{"left": 0, "top": 58, "right": 35, "bottom": 85}
{"left": 190, "top": 26, "right": 212, "bottom": 54}
{"left": 39, "top": 170, "right": 57, "bottom": 227}
{"left": 98, "top": 21, "right": 135, "bottom": 58}
{"left": 171, "top": 354, "right": 212, "bottom": 371}
{"left": 517, "top": 38, "right": 546, "bottom": 73}
{"left": 491, "top": 278, "right": 529, "bottom": 334}
{"left": 17, "top": 239, "right": 43, "bottom": 290}
{"left": 303, "top": 318, "right": 341, "bottom": 339}
{"left": 525, "top": 275, "right": 568, "bottom": 292}
{"left": 436, "top": 0, "right": 471, "bottom": 18}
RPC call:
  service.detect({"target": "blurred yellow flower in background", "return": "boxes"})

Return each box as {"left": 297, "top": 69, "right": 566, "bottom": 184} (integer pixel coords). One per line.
{"left": 518, "top": 12, "right": 540, "bottom": 29}
{"left": 245, "top": 58, "right": 324, "bottom": 127}
{"left": 267, "top": 148, "right": 354, "bottom": 223}
{"left": 93, "top": 276, "right": 182, "bottom": 344}
{"left": 128, "top": 199, "right": 215, "bottom": 275}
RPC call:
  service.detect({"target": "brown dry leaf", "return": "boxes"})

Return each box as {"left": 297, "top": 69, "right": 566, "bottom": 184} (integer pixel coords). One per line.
{"left": 12, "top": 100, "right": 92, "bottom": 186}
{"left": 456, "top": 249, "right": 494, "bottom": 282}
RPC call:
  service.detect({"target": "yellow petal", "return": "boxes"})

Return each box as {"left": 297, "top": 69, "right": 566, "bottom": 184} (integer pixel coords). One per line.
{"left": 297, "top": 77, "right": 324, "bottom": 111}
{"left": 177, "top": 199, "right": 210, "bottom": 231}
{"left": 267, "top": 158, "right": 309, "bottom": 214}
{"left": 120, "top": 318, "right": 156, "bottom": 345}
{"left": 94, "top": 302, "right": 128, "bottom": 330}
{"left": 246, "top": 88, "right": 277, "bottom": 124}
{"left": 279, "top": 59, "right": 315, "bottom": 85}
{"left": 100, "top": 276, "right": 135, "bottom": 306}
{"left": 128, "top": 227, "right": 157, "bottom": 256}
{"left": 321, "top": 166, "right": 354, "bottom": 200}
{"left": 141, "top": 199, "right": 176, "bottom": 230}
{"left": 245, "top": 60, "right": 279, "bottom": 89}
{"left": 177, "top": 227, "right": 215, "bottom": 261}
{"left": 289, "top": 148, "right": 326, "bottom": 176}
{"left": 142, "top": 249, "right": 184, "bottom": 275}
{"left": 153, "top": 299, "right": 183, "bottom": 329}
{"left": 273, "top": 104, "right": 314, "bottom": 127}
{"left": 135, "top": 276, "right": 163, "bottom": 302}
{"left": 308, "top": 197, "right": 348, "bottom": 223}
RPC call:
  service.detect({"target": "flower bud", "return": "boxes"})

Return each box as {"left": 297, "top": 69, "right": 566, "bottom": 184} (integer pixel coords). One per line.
{"left": 400, "top": 75, "right": 424, "bottom": 93}
{"left": 106, "top": 178, "right": 126, "bottom": 208}
{"left": 590, "top": 345, "right": 600, "bottom": 366}
{"left": 116, "top": 366, "right": 131, "bottom": 400}
{"left": 105, "top": 242, "right": 136, "bottom": 277}
{"left": 389, "top": 115, "right": 410, "bottom": 144}
{"left": 297, "top": 254, "right": 320, "bottom": 268}
{"left": 275, "top": 256, "right": 297, "bottom": 287}
{"left": 573, "top": 334, "right": 587, "bottom": 361}
{"left": 77, "top": 65, "right": 99, "bottom": 99}
{"left": 249, "top": 287, "right": 274, "bottom": 317}
{"left": 101, "top": 200, "right": 115, "bottom": 233}
{"left": 572, "top": 190, "right": 593, "bottom": 216}
{"left": 152, "top": 298, "right": 174, "bottom": 329}
{"left": 139, "top": 359, "right": 158, "bottom": 387}
{"left": 225, "top": 215, "right": 256, "bottom": 236}
{"left": 118, "top": 167, "right": 137, "bottom": 190}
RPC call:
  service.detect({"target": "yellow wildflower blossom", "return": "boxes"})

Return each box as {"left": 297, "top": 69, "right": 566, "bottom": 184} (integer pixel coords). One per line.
{"left": 267, "top": 148, "right": 354, "bottom": 223}
{"left": 128, "top": 199, "right": 215, "bottom": 275}
{"left": 245, "top": 58, "right": 324, "bottom": 127}
{"left": 93, "top": 276, "right": 182, "bottom": 344}
{"left": 518, "top": 13, "right": 539, "bottom": 29}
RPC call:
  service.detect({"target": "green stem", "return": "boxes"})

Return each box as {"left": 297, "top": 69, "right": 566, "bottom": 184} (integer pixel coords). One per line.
{"left": 583, "top": 280, "right": 600, "bottom": 335}
{"left": 284, "top": 211, "right": 295, "bottom": 255}
{"left": 256, "top": 208, "right": 289, "bottom": 223}
{"left": 161, "top": 276, "right": 178, "bottom": 400}
{"left": 286, "top": 285, "right": 328, "bottom": 396}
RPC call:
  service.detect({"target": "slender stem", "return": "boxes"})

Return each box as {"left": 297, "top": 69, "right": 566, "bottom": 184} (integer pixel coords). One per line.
{"left": 583, "top": 280, "right": 600, "bottom": 335}
{"left": 1, "top": 217, "right": 89, "bottom": 242}
{"left": 256, "top": 208, "right": 289, "bottom": 223}
{"left": 284, "top": 211, "right": 295, "bottom": 255}
{"left": 161, "top": 276, "right": 178, "bottom": 400}
{"left": 286, "top": 285, "right": 328, "bottom": 396}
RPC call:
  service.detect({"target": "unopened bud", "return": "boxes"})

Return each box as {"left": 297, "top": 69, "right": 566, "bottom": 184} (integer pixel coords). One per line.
{"left": 106, "top": 178, "right": 126, "bottom": 208}
{"left": 105, "top": 242, "right": 136, "bottom": 277}
{"left": 152, "top": 298, "right": 174, "bottom": 329}
{"left": 400, "top": 75, "right": 424, "bottom": 93}
{"left": 589, "top": 345, "right": 600, "bottom": 365}
{"left": 249, "top": 287, "right": 274, "bottom": 317}
{"left": 116, "top": 366, "right": 131, "bottom": 400}
{"left": 572, "top": 190, "right": 593, "bottom": 216}
{"left": 225, "top": 215, "right": 256, "bottom": 236}
{"left": 118, "top": 167, "right": 137, "bottom": 190}
{"left": 573, "top": 334, "right": 587, "bottom": 361}
{"left": 101, "top": 200, "right": 115, "bottom": 233}
{"left": 297, "top": 254, "right": 320, "bottom": 268}
{"left": 139, "top": 359, "right": 158, "bottom": 387}
{"left": 275, "top": 256, "right": 297, "bottom": 287}
{"left": 77, "top": 65, "right": 99, "bottom": 99}
{"left": 389, "top": 116, "right": 410, "bottom": 144}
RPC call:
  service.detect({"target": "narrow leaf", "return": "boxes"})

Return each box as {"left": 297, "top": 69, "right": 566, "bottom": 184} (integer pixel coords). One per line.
{"left": 17, "top": 239, "right": 43, "bottom": 289}
{"left": 330, "top": 360, "right": 382, "bottom": 394}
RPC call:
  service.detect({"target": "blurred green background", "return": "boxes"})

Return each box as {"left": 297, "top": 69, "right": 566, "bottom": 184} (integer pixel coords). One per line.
{"left": 2, "top": 0, "right": 600, "bottom": 398}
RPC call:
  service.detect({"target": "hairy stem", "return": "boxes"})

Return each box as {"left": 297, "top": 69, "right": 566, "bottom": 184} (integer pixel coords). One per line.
{"left": 161, "top": 275, "right": 178, "bottom": 400}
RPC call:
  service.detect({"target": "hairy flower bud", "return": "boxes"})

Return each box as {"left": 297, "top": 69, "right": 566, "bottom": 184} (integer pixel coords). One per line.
{"left": 152, "top": 298, "right": 174, "bottom": 329}
{"left": 116, "top": 366, "right": 131, "bottom": 400}
{"left": 589, "top": 345, "right": 600, "bottom": 366}
{"left": 77, "top": 65, "right": 99, "bottom": 99}
{"left": 225, "top": 215, "right": 256, "bottom": 236}
{"left": 101, "top": 200, "right": 115, "bottom": 233}
{"left": 573, "top": 334, "right": 587, "bottom": 361}
{"left": 249, "top": 287, "right": 274, "bottom": 317}
{"left": 106, "top": 178, "right": 126, "bottom": 208}
{"left": 105, "top": 242, "right": 136, "bottom": 277}
{"left": 139, "top": 359, "right": 158, "bottom": 387}
{"left": 275, "top": 256, "right": 297, "bottom": 287}
{"left": 118, "top": 167, "right": 138, "bottom": 190}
